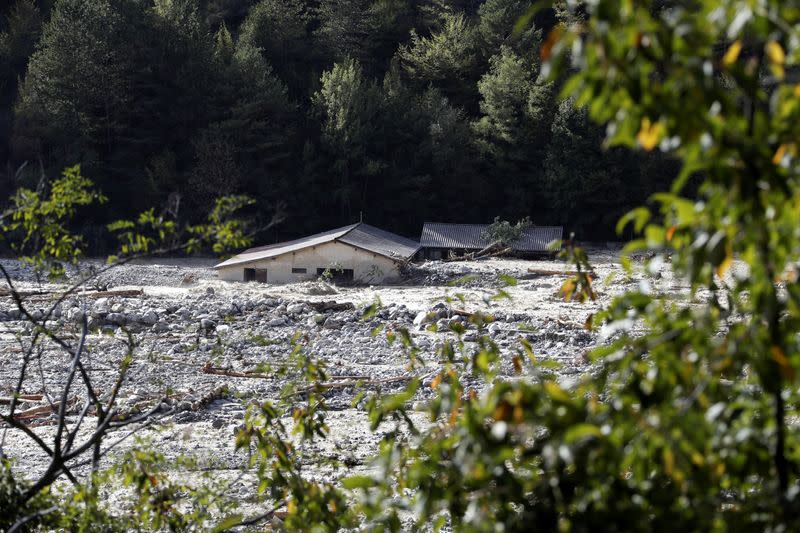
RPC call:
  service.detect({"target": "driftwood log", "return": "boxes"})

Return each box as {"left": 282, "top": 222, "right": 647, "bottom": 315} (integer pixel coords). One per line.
{"left": 527, "top": 268, "right": 597, "bottom": 279}
{"left": 444, "top": 243, "right": 511, "bottom": 262}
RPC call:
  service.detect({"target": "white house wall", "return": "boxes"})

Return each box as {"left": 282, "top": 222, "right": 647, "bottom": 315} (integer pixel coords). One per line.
{"left": 216, "top": 241, "right": 402, "bottom": 284}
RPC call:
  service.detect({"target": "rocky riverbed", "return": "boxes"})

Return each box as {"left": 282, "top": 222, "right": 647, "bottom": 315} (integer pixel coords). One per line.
{"left": 0, "top": 249, "right": 679, "bottom": 522}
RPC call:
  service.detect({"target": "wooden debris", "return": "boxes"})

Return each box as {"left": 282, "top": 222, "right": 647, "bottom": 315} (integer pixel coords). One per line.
{"left": 12, "top": 396, "right": 79, "bottom": 421}
{"left": 86, "top": 289, "right": 144, "bottom": 299}
{"left": 202, "top": 363, "right": 270, "bottom": 379}
{"left": 202, "top": 363, "right": 370, "bottom": 382}
{"left": 527, "top": 268, "right": 596, "bottom": 278}
{"left": 293, "top": 375, "right": 413, "bottom": 396}
{"left": 0, "top": 394, "right": 43, "bottom": 405}
{"left": 451, "top": 309, "right": 495, "bottom": 321}
{"left": 444, "top": 244, "right": 511, "bottom": 262}
{"left": 306, "top": 300, "right": 354, "bottom": 313}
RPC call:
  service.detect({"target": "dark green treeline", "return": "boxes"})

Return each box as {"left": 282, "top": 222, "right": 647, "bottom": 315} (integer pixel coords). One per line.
{"left": 0, "top": 0, "right": 678, "bottom": 247}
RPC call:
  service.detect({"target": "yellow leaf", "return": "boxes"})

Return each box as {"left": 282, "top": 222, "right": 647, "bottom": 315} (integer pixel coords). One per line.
{"left": 715, "top": 241, "right": 733, "bottom": 278}
{"left": 541, "top": 25, "right": 564, "bottom": 61}
{"left": 544, "top": 381, "right": 571, "bottom": 403}
{"left": 513, "top": 404, "right": 524, "bottom": 424}
{"left": 766, "top": 41, "right": 786, "bottom": 79}
{"left": 636, "top": 117, "right": 663, "bottom": 151}
{"left": 663, "top": 448, "right": 674, "bottom": 476}
{"left": 287, "top": 500, "right": 297, "bottom": 514}
{"left": 794, "top": 84, "right": 800, "bottom": 97}
{"left": 722, "top": 40, "right": 742, "bottom": 67}
{"left": 766, "top": 41, "right": 786, "bottom": 65}
{"left": 494, "top": 402, "right": 511, "bottom": 421}
{"left": 771, "top": 346, "right": 796, "bottom": 382}
{"left": 666, "top": 225, "right": 677, "bottom": 242}
{"left": 773, "top": 144, "right": 788, "bottom": 165}
{"left": 773, "top": 143, "right": 797, "bottom": 165}
{"left": 430, "top": 373, "right": 442, "bottom": 390}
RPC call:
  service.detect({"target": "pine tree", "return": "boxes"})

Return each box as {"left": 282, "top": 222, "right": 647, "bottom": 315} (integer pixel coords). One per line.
{"left": 312, "top": 58, "right": 385, "bottom": 220}
{"left": 238, "top": 0, "right": 312, "bottom": 97}
{"left": 396, "top": 12, "right": 482, "bottom": 111}
{"left": 544, "top": 99, "right": 639, "bottom": 237}
{"left": 473, "top": 46, "right": 553, "bottom": 218}
{"left": 315, "top": 0, "right": 375, "bottom": 66}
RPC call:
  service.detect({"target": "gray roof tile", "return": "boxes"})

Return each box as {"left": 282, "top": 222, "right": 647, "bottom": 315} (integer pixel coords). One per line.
{"left": 420, "top": 222, "right": 562, "bottom": 253}
{"left": 215, "top": 223, "right": 419, "bottom": 269}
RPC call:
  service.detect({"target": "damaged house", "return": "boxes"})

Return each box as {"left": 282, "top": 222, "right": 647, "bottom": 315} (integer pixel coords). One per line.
{"left": 214, "top": 223, "right": 420, "bottom": 284}
{"left": 419, "top": 222, "right": 563, "bottom": 260}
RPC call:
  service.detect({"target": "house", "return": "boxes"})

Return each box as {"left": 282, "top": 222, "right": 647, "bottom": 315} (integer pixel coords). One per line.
{"left": 214, "top": 223, "right": 420, "bottom": 284}
{"left": 419, "top": 222, "right": 563, "bottom": 260}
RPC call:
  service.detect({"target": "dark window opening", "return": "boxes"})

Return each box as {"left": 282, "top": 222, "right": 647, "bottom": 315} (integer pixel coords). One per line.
{"left": 292, "top": 267, "right": 307, "bottom": 274}
{"left": 316, "top": 267, "right": 354, "bottom": 283}
{"left": 245, "top": 268, "right": 268, "bottom": 282}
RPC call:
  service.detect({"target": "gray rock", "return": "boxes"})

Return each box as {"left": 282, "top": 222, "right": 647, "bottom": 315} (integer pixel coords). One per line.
{"left": 488, "top": 323, "right": 502, "bottom": 335}
{"left": 94, "top": 297, "right": 110, "bottom": 313}
{"left": 413, "top": 311, "right": 430, "bottom": 326}
{"left": 267, "top": 317, "right": 287, "bottom": 327}
{"left": 105, "top": 312, "right": 126, "bottom": 325}
{"left": 287, "top": 303, "right": 305, "bottom": 315}
{"left": 67, "top": 307, "right": 84, "bottom": 323}
{"left": 141, "top": 310, "right": 159, "bottom": 325}
{"left": 323, "top": 317, "right": 343, "bottom": 329}
{"left": 200, "top": 318, "right": 216, "bottom": 330}
{"left": 217, "top": 324, "right": 231, "bottom": 335}
{"left": 212, "top": 418, "right": 225, "bottom": 429}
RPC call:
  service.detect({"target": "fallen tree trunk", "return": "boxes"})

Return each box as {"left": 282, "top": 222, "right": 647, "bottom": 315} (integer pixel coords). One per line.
{"left": 305, "top": 300, "right": 355, "bottom": 313}
{"left": 201, "top": 363, "right": 370, "bottom": 382}
{"left": 11, "top": 397, "right": 78, "bottom": 421}
{"left": 86, "top": 289, "right": 144, "bottom": 299}
{"left": 293, "top": 375, "right": 414, "bottom": 396}
{"left": 444, "top": 243, "right": 511, "bottom": 262}
{"left": 527, "top": 268, "right": 596, "bottom": 278}
{"left": 0, "top": 394, "right": 43, "bottom": 405}
{"left": 451, "top": 309, "right": 495, "bottom": 321}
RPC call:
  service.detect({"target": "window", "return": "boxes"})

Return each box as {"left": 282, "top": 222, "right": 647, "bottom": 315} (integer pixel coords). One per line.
{"left": 316, "top": 267, "right": 354, "bottom": 283}
{"left": 245, "top": 268, "right": 268, "bottom": 282}
{"left": 292, "top": 267, "right": 307, "bottom": 274}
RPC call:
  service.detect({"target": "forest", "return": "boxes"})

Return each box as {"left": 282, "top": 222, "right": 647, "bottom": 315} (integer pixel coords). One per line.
{"left": 0, "top": 0, "right": 679, "bottom": 248}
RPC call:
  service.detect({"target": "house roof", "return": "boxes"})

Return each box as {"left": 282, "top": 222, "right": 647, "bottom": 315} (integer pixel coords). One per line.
{"left": 214, "top": 223, "right": 420, "bottom": 269}
{"left": 420, "top": 222, "right": 563, "bottom": 253}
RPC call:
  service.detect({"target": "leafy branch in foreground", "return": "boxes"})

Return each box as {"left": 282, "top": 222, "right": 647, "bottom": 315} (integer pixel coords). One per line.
{"left": 0, "top": 165, "right": 268, "bottom": 531}
{"left": 337, "top": 1, "right": 800, "bottom": 531}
